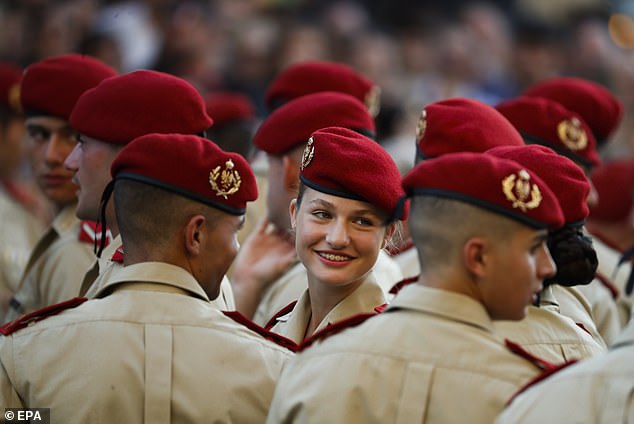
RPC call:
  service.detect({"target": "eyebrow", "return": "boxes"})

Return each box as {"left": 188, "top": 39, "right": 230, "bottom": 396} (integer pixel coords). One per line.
{"left": 26, "top": 123, "right": 73, "bottom": 132}
{"left": 534, "top": 231, "right": 549, "bottom": 244}
{"left": 307, "top": 198, "right": 381, "bottom": 218}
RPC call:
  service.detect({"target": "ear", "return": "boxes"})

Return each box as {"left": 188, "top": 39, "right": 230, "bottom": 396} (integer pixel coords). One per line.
{"left": 184, "top": 214, "right": 206, "bottom": 257}
{"left": 289, "top": 198, "right": 298, "bottom": 229}
{"left": 381, "top": 222, "right": 397, "bottom": 249}
{"left": 463, "top": 237, "right": 489, "bottom": 279}
{"left": 282, "top": 155, "right": 300, "bottom": 194}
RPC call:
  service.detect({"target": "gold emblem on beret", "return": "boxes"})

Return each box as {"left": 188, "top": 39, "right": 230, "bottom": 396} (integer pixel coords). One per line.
{"left": 415, "top": 109, "right": 427, "bottom": 141}
{"left": 300, "top": 136, "right": 315, "bottom": 171}
{"left": 209, "top": 159, "right": 241, "bottom": 199}
{"left": 557, "top": 117, "right": 588, "bottom": 151}
{"left": 502, "top": 169, "right": 542, "bottom": 212}
{"left": 365, "top": 85, "right": 381, "bottom": 118}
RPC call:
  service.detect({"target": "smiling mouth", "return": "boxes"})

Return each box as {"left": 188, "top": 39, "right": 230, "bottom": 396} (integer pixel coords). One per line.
{"left": 318, "top": 252, "right": 352, "bottom": 262}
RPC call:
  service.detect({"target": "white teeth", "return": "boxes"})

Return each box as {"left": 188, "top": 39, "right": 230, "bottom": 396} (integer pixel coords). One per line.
{"left": 320, "top": 253, "right": 349, "bottom": 262}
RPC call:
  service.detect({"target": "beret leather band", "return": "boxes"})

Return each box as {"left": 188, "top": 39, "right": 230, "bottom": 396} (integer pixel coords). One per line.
{"left": 407, "top": 188, "right": 552, "bottom": 230}
{"left": 115, "top": 172, "right": 247, "bottom": 216}
{"left": 299, "top": 174, "right": 365, "bottom": 203}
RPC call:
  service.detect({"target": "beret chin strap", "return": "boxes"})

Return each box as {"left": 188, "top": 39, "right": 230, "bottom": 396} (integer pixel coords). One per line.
{"left": 96, "top": 179, "right": 115, "bottom": 258}
{"left": 618, "top": 243, "right": 634, "bottom": 296}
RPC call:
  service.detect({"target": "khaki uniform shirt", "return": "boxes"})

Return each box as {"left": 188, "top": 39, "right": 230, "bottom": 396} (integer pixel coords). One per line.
{"left": 494, "top": 304, "right": 606, "bottom": 364}
{"left": 592, "top": 237, "right": 633, "bottom": 326}
{"left": 496, "top": 318, "right": 634, "bottom": 424}
{"left": 269, "top": 275, "right": 386, "bottom": 343}
{"left": 0, "top": 262, "right": 292, "bottom": 423}
{"left": 267, "top": 284, "right": 542, "bottom": 424}
{"left": 253, "top": 250, "right": 403, "bottom": 325}
{"left": 0, "top": 187, "right": 43, "bottom": 315}
{"left": 81, "top": 235, "right": 235, "bottom": 310}
{"left": 549, "top": 285, "right": 606, "bottom": 347}
{"left": 576, "top": 279, "right": 622, "bottom": 345}
{"left": 390, "top": 244, "right": 420, "bottom": 280}
{"left": 4, "top": 206, "right": 95, "bottom": 323}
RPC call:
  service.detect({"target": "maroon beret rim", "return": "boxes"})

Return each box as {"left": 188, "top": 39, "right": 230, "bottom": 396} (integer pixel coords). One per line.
{"left": 115, "top": 172, "right": 246, "bottom": 216}
{"left": 407, "top": 188, "right": 550, "bottom": 229}
{"left": 520, "top": 132, "right": 596, "bottom": 169}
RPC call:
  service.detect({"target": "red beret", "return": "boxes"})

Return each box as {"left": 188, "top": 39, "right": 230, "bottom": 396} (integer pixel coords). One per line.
{"left": 265, "top": 61, "right": 380, "bottom": 117}
{"left": 205, "top": 92, "right": 255, "bottom": 126}
{"left": 0, "top": 64, "right": 22, "bottom": 112}
{"left": 487, "top": 145, "right": 590, "bottom": 224}
{"left": 299, "top": 126, "right": 406, "bottom": 221}
{"left": 589, "top": 158, "right": 634, "bottom": 222}
{"left": 111, "top": 133, "right": 257, "bottom": 215}
{"left": 523, "top": 77, "right": 623, "bottom": 144}
{"left": 415, "top": 98, "right": 524, "bottom": 160}
{"left": 495, "top": 96, "right": 600, "bottom": 168}
{"left": 20, "top": 54, "right": 116, "bottom": 120}
{"left": 402, "top": 152, "right": 565, "bottom": 230}
{"left": 254, "top": 91, "right": 375, "bottom": 155}
{"left": 70, "top": 70, "right": 212, "bottom": 145}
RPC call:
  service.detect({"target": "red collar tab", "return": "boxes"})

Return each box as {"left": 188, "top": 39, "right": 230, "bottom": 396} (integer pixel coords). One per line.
{"left": 299, "top": 312, "right": 379, "bottom": 352}
{"left": 595, "top": 272, "right": 620, "bottom": 299}
{"left": 264, "top": 301, "right": 297, "bottom": 331}
{"left": 388, "top": 275, "right": 419, "bottom": 295}
{"left": 111, "top": 246, "right": 124, "bottom": 263}
{"left": 79, "top": 220, "right": 112, "bottom": 246}
{"left": 506, "top": 359, "right": 579, "bottom": 407}
{"left": 223, "top": 310, "right": 298, "bottom": 352}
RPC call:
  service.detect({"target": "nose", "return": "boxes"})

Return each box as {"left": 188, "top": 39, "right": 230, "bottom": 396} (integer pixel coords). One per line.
{"left": 64, "top": 143, "right": 81, "bottom": 172}
{"left": 586, "top": 178, "right": 599, "bottom": 208}
{"left": 325, "top": 219, "right": 350, "bottom": 249}
{"left": 44, "top": 133, "right": 66, "bottom": 165}
{"left": 538, "top": 244, "right": 557, "bottom": 280}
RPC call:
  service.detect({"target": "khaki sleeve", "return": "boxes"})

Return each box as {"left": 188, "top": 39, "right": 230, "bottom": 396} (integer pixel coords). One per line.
{"left": 0, "top": 336, "right": 24, "bottom": 408}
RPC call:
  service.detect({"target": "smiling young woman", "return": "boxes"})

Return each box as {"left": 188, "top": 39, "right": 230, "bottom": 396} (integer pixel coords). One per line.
{"left": 266, "top": 126, "right": 406, "bottom": 343}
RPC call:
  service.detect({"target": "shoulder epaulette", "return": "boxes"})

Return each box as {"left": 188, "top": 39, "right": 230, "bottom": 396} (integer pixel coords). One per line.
{"left": 299, "top": 312, "right": 379, "bottom": 352}
{"left": 264, "top": 301, "right": 297, "bottom": 330}
{"left": 0, "top": 297, "right": 88, "bottom": 336}
{"left": 575, "top": 322, "right": 592, "bottom": 336}
{"left": 389, "top": 275, "right": 419, "bottom": 295}
{"left": 506, "top": 359, "right": 579, "bottom": 406}
{"left": 222, "top": 310, "right": 298, "bottom": 352}
{"left": 595, "top": 272, "right": 619, "bottom": 300}
{"left": 79, "top": 221, "right": 112, "bottom": 246}
{"left": 505, "top": 339, "right": 555, "bottom": 371}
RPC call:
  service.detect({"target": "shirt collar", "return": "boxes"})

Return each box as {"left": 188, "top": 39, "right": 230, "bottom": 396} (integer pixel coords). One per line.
{"left": 387, "top": 284, "right": 495, "bottom": 333}
{"left": 51, "top": 204, "right": 79, "bottom": 234}
{"left": 96, "top": 261, "right": 210, "bottom": 302}
{"left": 277, "top": 275, "right": 386, "bottom": 343}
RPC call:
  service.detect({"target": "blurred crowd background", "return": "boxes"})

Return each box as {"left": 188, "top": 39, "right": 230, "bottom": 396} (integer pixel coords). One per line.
{"left": 2, "top": 0, "right": 634, "bottom": 166}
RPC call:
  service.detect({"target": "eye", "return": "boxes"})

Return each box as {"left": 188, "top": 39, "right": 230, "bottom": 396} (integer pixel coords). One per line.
{"left": 353, "top": 217, "right": 375, "bottom": 227}
{"left": 312, "top": 210, "right": 331, "bottom": 220}
{"left": 27, "top": 127, "right": 50, "bottom": 142}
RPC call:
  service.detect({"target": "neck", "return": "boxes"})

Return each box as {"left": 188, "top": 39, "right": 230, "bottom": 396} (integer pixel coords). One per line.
{"left": 105, "top": 202, "right": 119, "bottom": 237}
{"left": 305, "top": 274, "right": 364, "bottom": 338}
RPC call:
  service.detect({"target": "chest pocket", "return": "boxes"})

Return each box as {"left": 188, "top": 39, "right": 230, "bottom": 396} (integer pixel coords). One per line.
{"left": 395, "top": 362, "right": 435, "bottom": 424}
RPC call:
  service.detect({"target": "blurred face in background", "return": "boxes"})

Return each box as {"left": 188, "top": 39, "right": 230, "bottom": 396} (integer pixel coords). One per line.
{"left": 26, "top": 116, "right": 77, "bottom": 208}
